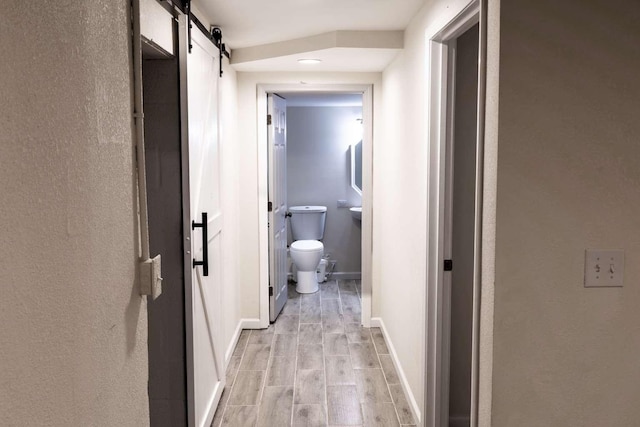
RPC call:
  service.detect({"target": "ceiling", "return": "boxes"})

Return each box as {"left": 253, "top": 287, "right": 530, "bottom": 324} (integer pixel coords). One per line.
{"left": 231, "top": 47, "right": 402, "bottom": 73}
{"left": 278, "top": 92, "right": 363, "bottom": 107}
{"left": 194, "top": 0, "right": 426, "bottom": 71}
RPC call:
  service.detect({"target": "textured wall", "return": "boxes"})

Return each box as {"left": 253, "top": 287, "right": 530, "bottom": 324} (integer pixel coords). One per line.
{"left": 491, "top": 0, "right": 640, "bottom": 425}
{"left": 478, "top": 0, "right": 500, "bottom": 424}
{"left": 0, "top": 2, "right": 149, "bottom": 426}
{"left": 287, "top": 106, "right": 363, "bottom": 274}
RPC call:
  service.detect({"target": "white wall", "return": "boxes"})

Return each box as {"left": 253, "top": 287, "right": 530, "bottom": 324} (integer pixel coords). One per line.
{"left": 490, "top": 0, "right": 640, "bottom": 425}
{"left": 380, "top": 0, "right": 475, "bottom": 419}
{"left": 287, "top": 106, "right": 363, "bottom": 274}
{"left": 235, "top": 72, "right": 381, "bottom": 323}
{"left": 219, "top": 58, "right": 243, "bottom": 359}
{"left": 0, "top": 2, "right": 149, "bottom": 426}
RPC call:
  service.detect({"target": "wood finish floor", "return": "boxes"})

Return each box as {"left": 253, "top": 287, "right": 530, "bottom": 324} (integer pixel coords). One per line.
{"left": 212, "top": 279, "right": 416, "bottom": 427}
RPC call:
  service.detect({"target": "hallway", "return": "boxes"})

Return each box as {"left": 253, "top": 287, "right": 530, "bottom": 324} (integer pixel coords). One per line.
{"left": 212, "top": 279, "right": 415, "bottom": 426}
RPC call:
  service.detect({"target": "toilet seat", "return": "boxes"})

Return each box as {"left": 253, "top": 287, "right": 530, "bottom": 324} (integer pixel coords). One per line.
{"left": 290, "top": 240, "right": 323, "bottom": 252}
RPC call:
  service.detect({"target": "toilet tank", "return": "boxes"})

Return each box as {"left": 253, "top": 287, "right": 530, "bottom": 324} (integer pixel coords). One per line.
{"left": 289, "top": 206, "right": 327, "bottom": 240}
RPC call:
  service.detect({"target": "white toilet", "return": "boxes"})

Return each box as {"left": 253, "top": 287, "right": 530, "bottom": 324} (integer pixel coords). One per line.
{"left": 289, "top": 205, "right": 327, "bottom": 294}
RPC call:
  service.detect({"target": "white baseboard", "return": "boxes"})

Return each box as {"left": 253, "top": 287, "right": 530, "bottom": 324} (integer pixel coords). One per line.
{"left": 240, "top": 318, "right": 264, "bottom": 329}
{"left": 225, "top": 320, "right": 244, "bottom": 365}
{"left": 225, "top": 318, "right": 267, "bottom": 367}
{"left": 370, "top": 317, "right": 421, "bottom": 425}
{"left": 450, "top": 415, "right": 470, "bottom": 427}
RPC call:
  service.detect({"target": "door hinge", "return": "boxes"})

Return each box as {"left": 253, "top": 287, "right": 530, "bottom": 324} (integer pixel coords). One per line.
{"left": 267, "top": 114, "right": 272, "bottom": 126}
{"left": 268, "top": 201, "right": 273, "bottom": 212}
{"left": 269, "top": 286, "right": 274, "bottom": 296}
{"left": 444, "top": 259, "right": 453, "bottom": 271}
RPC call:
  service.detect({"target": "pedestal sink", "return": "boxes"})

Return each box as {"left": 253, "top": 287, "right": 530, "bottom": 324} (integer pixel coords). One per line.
{"left": 349, "top": 207, "right": 362, "bottom": 221}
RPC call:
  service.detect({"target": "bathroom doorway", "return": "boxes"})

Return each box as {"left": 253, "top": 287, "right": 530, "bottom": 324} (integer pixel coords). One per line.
{"left": 258, "top": 85, "right": 374, "bottom": 328}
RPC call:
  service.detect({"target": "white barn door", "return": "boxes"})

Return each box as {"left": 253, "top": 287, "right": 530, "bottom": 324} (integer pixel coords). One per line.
{"left": 268, "top": 94, "right": 288, "bottom": 322}
{"left": 179, "top": 16, "right": 225, "bottom": 427}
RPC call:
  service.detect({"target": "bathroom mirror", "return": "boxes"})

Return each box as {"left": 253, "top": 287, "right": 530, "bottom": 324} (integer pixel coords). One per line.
{"left": 351, "top": 140, "right": 363, "bottom": 195}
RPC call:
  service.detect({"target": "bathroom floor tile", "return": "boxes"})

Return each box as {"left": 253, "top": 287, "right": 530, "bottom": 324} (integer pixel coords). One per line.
{"left": 275, "top": 314, "right": 300, "bottom": 335}
{"left": 273, "top": 333, "right": 298, "bottom": 357}
{"left": 300, "top": 304, "right": 322, "bottom": 323}
{"left": 267, "top": 355, "right": 296, "bottom": 386}
{"left": 321, "top": 280, "right": 339, "bottom": 299}
{"left": 282, "top": 297, "right": 302, "bottom": 315}
{"left": 338, "top": 280, "right": 358, "bottom": 296}
{"left": 301, "top": 292, "right": 321, "bottom": 306}
{"left": 322, "top": 313, "right": 345, "bottom": 334}
{"left": 321, "top": 298, "right": 342, "bottom": 315}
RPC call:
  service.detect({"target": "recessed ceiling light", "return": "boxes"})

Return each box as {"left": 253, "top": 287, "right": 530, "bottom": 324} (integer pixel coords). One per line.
{"left": 298, "top": 59, "right": 322, "bottom": 65}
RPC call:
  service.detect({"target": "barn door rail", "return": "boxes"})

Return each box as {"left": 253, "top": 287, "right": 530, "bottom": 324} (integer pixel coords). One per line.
{"left": 192, "top": 212, "right": 209, "bottom": 276}
{"left": 180, "top": 0, "right": 230, "bottom": 76}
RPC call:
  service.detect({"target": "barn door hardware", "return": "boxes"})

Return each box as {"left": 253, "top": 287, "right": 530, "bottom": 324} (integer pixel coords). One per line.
{"left": 185, "top": 0, "right": 193, "bottom": 52}
{"left": 210, "top": 27, "right": 225, "bottom": 77}
{"left": 183, "top": 0, "right": 230, "bottom": 76}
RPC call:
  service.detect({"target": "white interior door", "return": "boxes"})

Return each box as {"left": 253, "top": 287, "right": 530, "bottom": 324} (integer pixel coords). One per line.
{"left": 179, "top": 16, "right": 225, "bottom": 427}
{"left": 268, "top": 94, "right": 288, "bottom": 322}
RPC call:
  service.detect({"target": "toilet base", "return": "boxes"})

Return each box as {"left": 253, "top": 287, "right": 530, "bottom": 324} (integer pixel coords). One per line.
{"left": 295, "top": 271, "right": 319, "bottom": 294}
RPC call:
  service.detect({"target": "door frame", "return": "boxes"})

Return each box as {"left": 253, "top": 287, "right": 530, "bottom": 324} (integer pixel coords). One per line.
{"left": 256, "top": 84, "right": 374, "bottom": 328}
{"left": 424, "top": 1, "right": 487, "bottom": 427}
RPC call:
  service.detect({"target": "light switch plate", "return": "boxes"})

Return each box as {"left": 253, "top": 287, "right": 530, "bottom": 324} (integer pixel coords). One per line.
{"left": 584, "top": 250, "right": 624, "bottom": 288}
{"left": 140, "top": 254, "right": 163, "bottom": 299}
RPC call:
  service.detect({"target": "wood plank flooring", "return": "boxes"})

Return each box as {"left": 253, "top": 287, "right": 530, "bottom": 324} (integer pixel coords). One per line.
{"left": 212, "top": 279, "right": 416, "bottom": 427}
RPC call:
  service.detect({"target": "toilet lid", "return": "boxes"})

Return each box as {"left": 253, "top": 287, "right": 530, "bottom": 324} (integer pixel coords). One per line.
{"left": 290, "top": 240, "right": 323, "bottom": 252}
